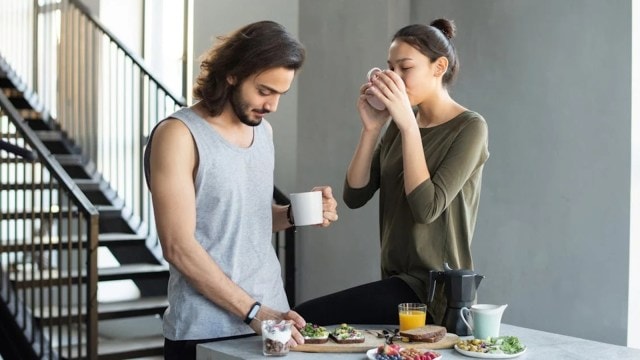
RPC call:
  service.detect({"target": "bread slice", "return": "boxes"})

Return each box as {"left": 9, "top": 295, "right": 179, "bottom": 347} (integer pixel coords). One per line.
{"left": 398, "top": 325, "right": 447, "bottom": 343}
{"left": 329, "top": 333, "right": 365, "bottom": 344}
{"left": 330, "top": 323, "right": 365, "bottom": 344}
{"left": 304, "top": 335, "right": 329, "bottom": 344}
{"left": 300, "top": 323, "right": 329, "bottom": 344}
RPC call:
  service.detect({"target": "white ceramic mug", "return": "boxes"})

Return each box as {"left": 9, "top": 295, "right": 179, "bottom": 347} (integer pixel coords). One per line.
{"left": 365, "top": 67, "right": 386, "bottom": 111}
{"left": 289, "top": 191, "right": 323, "bottom": 226}
{"left": 460, "top": 304, "right": 508, "bottom": 340}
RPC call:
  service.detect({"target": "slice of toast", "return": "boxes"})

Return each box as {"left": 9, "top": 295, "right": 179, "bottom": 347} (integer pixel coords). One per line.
{"left": 300, "top": 323, "right": 330, "bottom": 344}
{"left": 329, "top": 333, "right": 365, "bottom": 344}
{"left": 398, "top": 325, "right": 447, "bottom": 343}
{"left": 304, "top": 335, "right": 329, "bottom": 344}
{"left": 330, "top": 323, "right": 365, "bottom": 344}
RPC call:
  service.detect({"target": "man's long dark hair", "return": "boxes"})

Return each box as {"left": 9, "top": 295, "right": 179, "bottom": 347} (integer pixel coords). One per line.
{"left": 193, "top": 21, "right": 306, "bottom": 116}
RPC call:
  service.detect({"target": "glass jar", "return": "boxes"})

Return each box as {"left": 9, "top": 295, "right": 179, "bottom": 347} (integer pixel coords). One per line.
{"left": 261, "top": 320, "right": 292, "bottom": 356}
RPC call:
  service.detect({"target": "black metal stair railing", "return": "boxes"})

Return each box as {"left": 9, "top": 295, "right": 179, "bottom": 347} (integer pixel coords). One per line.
{"left": 1, "top": 91, "right": 100, "bottom": 358}
{"left": 0, "top": 0, "right": 186, "bottom": 250}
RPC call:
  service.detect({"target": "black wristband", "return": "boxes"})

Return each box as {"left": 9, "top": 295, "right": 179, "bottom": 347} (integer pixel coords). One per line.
{"left": 243, "top": 301, "right": 261, "bottom": 325}
{"left": 286, "top": 205, "right": 295, "bottom": 226}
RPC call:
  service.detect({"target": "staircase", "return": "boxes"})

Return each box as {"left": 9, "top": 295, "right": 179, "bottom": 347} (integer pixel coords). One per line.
{"left": 1, "top": 66, "right": 168, "bottom": 358}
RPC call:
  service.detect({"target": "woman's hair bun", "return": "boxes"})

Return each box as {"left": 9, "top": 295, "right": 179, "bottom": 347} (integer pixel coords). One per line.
{"left": 430, "top": 18, "right": 456, "bottom": 40}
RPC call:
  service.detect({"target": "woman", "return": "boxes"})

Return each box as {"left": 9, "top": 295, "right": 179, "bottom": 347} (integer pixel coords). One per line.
{"left": 295, "top": 18, "right": 489, "bottom": 326}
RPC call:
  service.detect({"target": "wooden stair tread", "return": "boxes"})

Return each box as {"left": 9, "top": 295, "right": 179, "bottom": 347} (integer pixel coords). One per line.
{"left": 97, "top": 335, "right": 164, "bottom": 359}
{"left": 0, "top": 233, "right": 148, "bottom": 253}
{"left": 10, "top": 263, "right": 169, "bottom": 287}
{"left": 2, "top": 232, "right": 147, "bottom": 244}
{"left": 33, "top": 296, "right": 168, "bottom": 320}
{"left": 99, "top": 264, "right": 168, "bottom": 279}
{"left": 99, "top": 296, "right": 168, "bottom": 317}
{"left": 56, "top": 334, "right": 164, "bottom": 360}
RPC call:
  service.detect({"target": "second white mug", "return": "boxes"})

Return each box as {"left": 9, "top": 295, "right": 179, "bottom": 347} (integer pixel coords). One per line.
{"left": 289, "top": 191, "right": 323, "bottom": 226}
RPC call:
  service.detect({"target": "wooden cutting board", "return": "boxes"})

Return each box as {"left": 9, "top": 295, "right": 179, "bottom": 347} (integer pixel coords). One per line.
{"left": 291, "top": 330, "right": 459, "bottom": 353}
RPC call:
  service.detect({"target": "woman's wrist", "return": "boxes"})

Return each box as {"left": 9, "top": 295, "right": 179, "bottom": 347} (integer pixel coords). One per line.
{"left": 397, "top": 116, "right": 420, "bottom": 135}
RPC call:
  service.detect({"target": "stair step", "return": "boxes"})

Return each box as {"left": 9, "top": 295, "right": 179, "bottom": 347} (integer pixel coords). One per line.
{"left": 0, "top": 232, "right": 148, "bottom": 252}
{"left": 2, "top": 87, "right": 22, "bottom": 97}
{"left": 56, "top": 334, "right": 164, "bottom": 360}
{"left": 45, "top": 140, "right": 76, "bottom": 155}
{"left": 49, "top": 316, "right": 165, "bottom": 359}
{"left": 1, "top": 157, "right": 97, "bottom": 179}
{"left": 33, "top": 130, "right": 65, "bottom": 140}
{"left": 0, "top": 76, "right": 15, "bottom": 88}
{"left": 99, "top": 264, "right": 168, "bottom": 281}
{"left": 33, "top": 130, "right": 77, "bottom": 155}
{"left": 33, "top": 296, "right": 168, "bottom": 322}
{"left": 26, "top": 118, "right": 52, "bottom": 130}
{"left": 10, "top": 263, "right": 169, "bottom": 288}
{"left": 98, "top": 335, "right": 164, "bottom": 360}
{"left": 0, "top": 206, "right": 128, "bottom": 219}
{"left": 0, "top": 82, "right": 38, "bottom": 110}
{"left": 0, "top": 183, "right": 115, "bottom": 206}
{"left": 7, "top": 94, "right": 32, "bottom": 109}
{"left": 3, "top": 207, "right": 139, "bottom": 234}
{"left": 18, "top": 108, "right": 41, "bottom": 119}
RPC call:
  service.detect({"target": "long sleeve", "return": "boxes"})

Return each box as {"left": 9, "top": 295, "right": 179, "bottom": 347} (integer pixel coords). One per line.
{"left": 407, "top": 118, "right": 489, "bottom": 224}
{"left": 370, "top": 110, "right": 489, "bottom": 325}
{"left": 343, "top": 142, "right": 383, "bottom": 209}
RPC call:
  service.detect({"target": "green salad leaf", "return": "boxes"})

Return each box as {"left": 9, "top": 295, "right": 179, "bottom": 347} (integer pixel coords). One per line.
{"left": 487, "top": 336, "right": 525, "bottom": 354}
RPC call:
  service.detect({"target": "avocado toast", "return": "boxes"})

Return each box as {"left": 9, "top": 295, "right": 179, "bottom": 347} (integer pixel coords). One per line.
{"left": 300, "top": 323, "right": 329, "bottom": 344}
{"left": 329, "top": 323, "right": 365, "bottom": 344}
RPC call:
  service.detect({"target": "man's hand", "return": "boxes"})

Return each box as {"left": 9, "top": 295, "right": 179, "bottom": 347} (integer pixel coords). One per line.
{"left": 311, "top": 186, "right": 338, "bottom": 227}
{"left": 251, "top": 305, "right": 307, "bottom": 346}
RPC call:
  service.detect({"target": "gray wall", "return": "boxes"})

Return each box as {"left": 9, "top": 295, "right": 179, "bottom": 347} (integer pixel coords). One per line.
{"left": 296, "top": 0, "right": 410, "bottom": 303}
{"left": 296, "top": 0, "right": 632, "bottom": 346}
{"left": 192, "top": 0, "right": 300, "bottom": 193}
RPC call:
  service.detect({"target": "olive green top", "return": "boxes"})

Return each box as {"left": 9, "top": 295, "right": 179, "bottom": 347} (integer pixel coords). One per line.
{"left": 343, "top": 110, "right": 489, "bottom": 324}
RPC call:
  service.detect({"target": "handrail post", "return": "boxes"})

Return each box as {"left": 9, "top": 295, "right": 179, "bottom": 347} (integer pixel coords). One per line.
{"left": 86, "top": 213, "right": 99, "bottom": 360}
{"left": 182, "top": 0, "right": 193, "bottom": 103}
{"left": 32, "top": 0, "right": 38, "bottom": 92}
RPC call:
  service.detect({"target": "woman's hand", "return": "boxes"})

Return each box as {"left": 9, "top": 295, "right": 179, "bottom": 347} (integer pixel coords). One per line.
{"left": 357, "top": 82, "right": 391, "bottom": 132}
{"left": 367, "top": 70, "right": 417, "bottom": 133}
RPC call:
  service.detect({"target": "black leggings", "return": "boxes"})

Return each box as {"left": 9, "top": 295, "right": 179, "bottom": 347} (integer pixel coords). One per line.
{"left": 294, "top": 277, "right": 431, "bottom": 326}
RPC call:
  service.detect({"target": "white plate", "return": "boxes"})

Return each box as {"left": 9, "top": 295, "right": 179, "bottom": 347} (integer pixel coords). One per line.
{"left": 454, "top": 344, "right": 527, "bottom": 358}
{"left": 366, "top": 348, "right": 442, "bottom": 360}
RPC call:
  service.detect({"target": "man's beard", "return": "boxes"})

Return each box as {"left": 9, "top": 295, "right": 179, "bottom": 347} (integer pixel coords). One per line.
{"left": 230, "top": 87, "right": 266, "bottom": 127}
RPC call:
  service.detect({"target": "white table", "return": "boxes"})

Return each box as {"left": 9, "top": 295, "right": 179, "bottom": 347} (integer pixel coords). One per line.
{"left": 196, "top": 323, "right": 640, "bottom": 360}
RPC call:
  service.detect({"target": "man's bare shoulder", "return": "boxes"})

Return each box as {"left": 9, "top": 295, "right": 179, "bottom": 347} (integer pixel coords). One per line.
{"left": 149, "top": 118, "right": 196, "bottom": 163}
{"left": 154, "top": 117, "right": 190, "bottom": 136}
{"left": 151, "top": 118, "right": 195, "bottom": 148}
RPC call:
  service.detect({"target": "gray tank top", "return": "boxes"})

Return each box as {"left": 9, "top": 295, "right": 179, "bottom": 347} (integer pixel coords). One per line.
{"left": 144, "top": 107, "right": 289, "bottom": 340}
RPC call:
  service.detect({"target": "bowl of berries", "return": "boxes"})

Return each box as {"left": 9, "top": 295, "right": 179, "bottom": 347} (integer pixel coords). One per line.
{"left": 366, "top": 344, "right": 442, "bottom": 360}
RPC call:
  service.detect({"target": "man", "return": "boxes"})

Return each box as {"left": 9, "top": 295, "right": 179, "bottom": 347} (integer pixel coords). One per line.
{"left": 144, "top": 21, "right": 338, "bottom": 359}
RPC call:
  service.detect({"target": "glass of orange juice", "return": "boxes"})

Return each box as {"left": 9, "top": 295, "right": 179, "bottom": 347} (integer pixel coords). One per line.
{"left": 398, "top": 303, "right": 427, "bottom": 331}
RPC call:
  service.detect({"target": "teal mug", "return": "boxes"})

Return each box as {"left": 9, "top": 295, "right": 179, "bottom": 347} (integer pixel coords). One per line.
{"left": 460, "top": 304, "right": 508, "bottom": 340}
